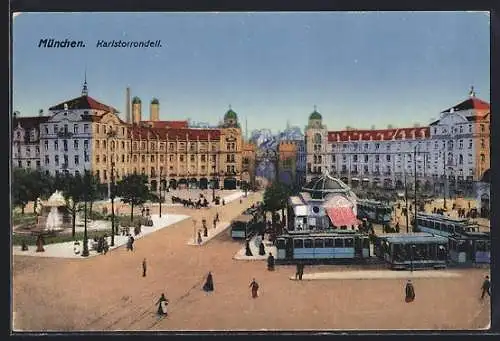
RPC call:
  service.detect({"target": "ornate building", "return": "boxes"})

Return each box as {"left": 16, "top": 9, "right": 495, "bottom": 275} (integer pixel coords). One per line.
{"left": 12, "top": 111, "right": 49, "bottom": 171}
{"left": 305, "top": 88, "right": 490, "bottom": 196}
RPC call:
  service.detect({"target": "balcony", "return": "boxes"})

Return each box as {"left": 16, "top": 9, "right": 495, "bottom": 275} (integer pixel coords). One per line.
{"left": 61, "top": 163, "right": 69, "bottom": 169}
{"left": 57, "top": 131, "right": 73, "bottom": 138}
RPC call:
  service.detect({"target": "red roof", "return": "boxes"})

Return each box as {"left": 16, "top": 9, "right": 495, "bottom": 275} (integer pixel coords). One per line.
{"left": 142, "top": 120, "right": 188, "bottom": 129}
{"left": 127, "top": 125, "right": 220, "bottom": 141}
{"left": 328, "top": 127, "right": 430, "bottom": 142}
{"left": 326, "top": 207, "right": 358, "bottom": 228}
{"left": 441, "top": 97, "right": 490, "bottom": 113}
{"left": 49, "top": 95, "right": 119, "bottom": 113}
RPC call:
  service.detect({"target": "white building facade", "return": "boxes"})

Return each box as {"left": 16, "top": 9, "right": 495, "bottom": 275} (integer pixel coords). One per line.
{"left": 305, "top": 89, "right": 490, "bottom": 197}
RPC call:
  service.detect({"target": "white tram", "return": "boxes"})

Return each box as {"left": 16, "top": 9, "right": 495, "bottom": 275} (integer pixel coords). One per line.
{"left": 414, "top": 213, "right": 479, "bottom": 238}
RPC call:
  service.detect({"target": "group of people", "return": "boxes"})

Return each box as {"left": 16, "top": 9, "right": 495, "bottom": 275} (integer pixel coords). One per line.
{"left": 171, "top": 196, "right": 209, "bottom": 209}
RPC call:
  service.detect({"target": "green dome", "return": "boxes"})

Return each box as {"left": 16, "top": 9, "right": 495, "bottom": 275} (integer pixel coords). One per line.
{"left": 151, "top": 98, "right": 159, "bottom": 105}
{"left": 132, "top": 96, "right": 142, "bottom": 104}
{"left": 225, "top": 109, "right": 238, "bottom": 120}
{"left": 309, "top": 110, "right": 322, "bottom": 120}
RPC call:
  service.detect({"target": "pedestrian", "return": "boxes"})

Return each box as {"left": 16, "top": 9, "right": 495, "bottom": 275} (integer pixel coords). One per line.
{"left": 481, "top": 275, "right": 491, "bottom": 300}
{"left": 203, "top": 225, "right": 208, "bottom": 237}
{"left": 245, "top": 239, "right": 253, "bottom": 256}
{"left": 295, "top": 263, "right": 304, "bottom": 280}
{"left": 202, "top": 271, "right": 214, "bottom": 292}
{"left": 156, "top": 293, "right": 169, "bottom": 316}
{"left": 215, "top": 212, "right": 219, "bottom": 222}
{"left": 197, "top": 230, "right": 203, "bottom": 245}
{"left": 267, "top": 252, "right": 275, "bottom": 271}
{"left": 142, "top": 258, "right": 147, "bottom": 277}
{"left": 249, "top": 278, "right": 259, "bottom": 298}
{"left": 258, "top": 241, "right": 266, "bottom": 256}
{"left": 141, "top": 207, "right": 145, "bottom": 217}
{"left": 405, "top": 279, "right": 415, "bottom": 303}
{"left": 213, "top": 218, "right": 217, "bottom": 230}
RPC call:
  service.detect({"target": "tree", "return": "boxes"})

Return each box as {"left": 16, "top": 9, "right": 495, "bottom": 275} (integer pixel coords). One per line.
{"left": 29, "top": 170, "right": 54, "bottom": 214}
{"left": 61, "top": 173, "right": 86, "bottom": 238}
{"left": 263, "top": 181, "right": 291, "bottom": 232}
{"left": 12, "top": 168, "right": 31, "bottom": 214}
{"left": 85, "top": 173, "right": 100, "bottom": 217}
{"left": 117, "top": 174, "right": 150, "bottom": 222}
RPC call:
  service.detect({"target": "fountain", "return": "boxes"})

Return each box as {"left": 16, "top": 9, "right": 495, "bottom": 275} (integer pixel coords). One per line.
{"left": 42, "top": 190, "right": 68, "bottom": 232}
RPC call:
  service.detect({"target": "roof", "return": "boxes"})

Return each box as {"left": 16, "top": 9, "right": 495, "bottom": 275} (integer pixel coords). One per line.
{"left": 380, "top": 233, "right": 448, "bottom": 244}
{"left": 327, "top": 127, "right": 429, "bottom": 142}
{"left": 232, "top": 214, "right": 254, "bottom": 223}
{"left": 49, "top": 95, "right": 119, "bottom": 113}
{"left": 309, "top": 110, "right": 322, "bottom": 120}
{"left": 132, "top": 96, "right": 142, "bottom": 104}
{"left": 303, "top": 174, "right": 350, "bottom": 192}
{"left": 128, "top": 125, "right": 221, "bottom": 141}
{"left": 13, "top": 116, "right": 50, "bottom": 130}
{"left": 225, "top": 109, "right": 238, "bottom": 119}
{"left": 141, "top": 120, "right": 189, "bottom": 129}
{"left": 151, "top": 98, "right": 159, "bottom": 104}
{"left": 441, "top": 97, "right": 490, "bottom": 113}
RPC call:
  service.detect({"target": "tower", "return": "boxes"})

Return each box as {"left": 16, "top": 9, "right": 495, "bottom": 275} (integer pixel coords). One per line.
{"left": 126, "top": 87, "right": 131, "bottom": 123}
{"left": 81, "top": 70, "right": 88, "bottom": 96}
{"left": 150, "top": 98, "right": 160, "bottom": 121}
{"left": 132, "top": 97, "right": 142, "bottom": 124}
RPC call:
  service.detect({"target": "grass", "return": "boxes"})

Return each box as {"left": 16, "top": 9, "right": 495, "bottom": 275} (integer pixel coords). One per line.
{"left": 12, "top": 212, "right": 38, "bottom": 226}
{"left": 12, "top": 229, "right": 113, "bottom": 246}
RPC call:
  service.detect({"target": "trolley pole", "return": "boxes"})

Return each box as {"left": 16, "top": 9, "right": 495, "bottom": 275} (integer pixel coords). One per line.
{"left": 414, "top": 146, "right": 418, "bottom": 216}
{"left": 404, "top": 171, "right": 409, "bottom": 233}
{"left": 159, "top": 168, "right": 162, "bottom": 218}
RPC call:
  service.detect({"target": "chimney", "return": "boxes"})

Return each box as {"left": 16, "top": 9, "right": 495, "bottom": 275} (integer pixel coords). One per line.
{"left": 126, "top": 87, "right": 131, "bottom": 123}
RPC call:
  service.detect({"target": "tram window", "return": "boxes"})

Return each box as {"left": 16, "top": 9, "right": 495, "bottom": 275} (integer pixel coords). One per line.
{"left": 456, "top": 240, "right": 467, "bottom": 252}
{"left": 314, "top": 239, "right": 324, "bottom": 248}
{"left": 304, "top": 239, "right": 313, "bottom": 248}
{"left": 417, "top": 219, "right": 422, "bottom": 226}
{"left": 447, "top": 225, "right": 454, "bottom": 233}
{"left": 439, "top": 223, "right": 445, "bottom": 231}
{"left": 449, "top": 240, "right": 456, "bottom": 250}
{"left": 344, "top": 238, "right": 354, "bottom": 248}
{"left": 362, "top": 238, "right": 370, "bottom": 249}
{"left": 334, "top": 238, "right": 344, "bottom": 247}
{"left": 294, "top": 239, "right": 303, "bottom": 248}
{"left": 325, "top": 238, "right": 334, "bottom": 247}
{"left": 276, "top": 239, "right": 285, "bottom": 249}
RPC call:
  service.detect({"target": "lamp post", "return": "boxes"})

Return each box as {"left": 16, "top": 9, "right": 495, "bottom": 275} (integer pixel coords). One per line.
{"left": 110, "top": 161, "right": 116, "bottom": 246}
{"left": 414, "top": 146, "right": 418, "bottom": 215}
{"left": 159, "top": 167, "right": 163, "bottom": 218}
{"left": 410, "top": 244, "right": 416, "bottom": 272}
{"left": 82, "top": 169, "right": 89, "bottom": 257}
{"left": 443, "top": 155, "right": 447, "bottom": 209}
{"left": 106, "top": 130, "right": 117, "bottom": 199}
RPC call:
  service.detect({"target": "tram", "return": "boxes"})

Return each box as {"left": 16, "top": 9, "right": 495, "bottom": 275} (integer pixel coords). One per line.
{"left": 275, "top": 230, "right": 371, "bottom": 262}
{"left": 374, "top": 233, "right": 448, "bottom": 270}
{"left": 414, "top": 213, "right": 480, "bottom": 238}
{"left": 230, "top": 208, "right": 265, "bottom": 239}
{"left": 356, "top": 199, "right": 393, "bottom": 224}
{"left": 448, "top": 231, "right": 490, "bottom": 264}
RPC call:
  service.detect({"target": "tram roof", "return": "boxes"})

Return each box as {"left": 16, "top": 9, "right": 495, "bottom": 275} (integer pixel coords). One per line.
{"left": 279, "top": 230, "right": 366, "bottom": 238}
{"left": 379, "top": 233, "right": 448, "bottom": 244}
{"left": 416, "top": 213, "right": 469, "bottom": 223}
{"left": 449, "top": 231, "right": 490, "bottom": 240}
{"left": 232, "top": 214, "right": 254, "bottom": 223}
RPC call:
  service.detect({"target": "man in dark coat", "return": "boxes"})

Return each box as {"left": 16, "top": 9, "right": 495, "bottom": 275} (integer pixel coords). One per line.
{"left": 203, "top": 272, "right": 214, "bottom": 292}
{"left": 296, "top": 263, "right": 304, "bottom": 280}
{"left": 258, "top": 241, "right": 266, "bottom": 256}
{"left": 245, "top": 239, "right": 253, "bottom": 256}
{"left": 405, "top": 280, "right": 415, "bottom": 302}
{"left": 142, "top": 258, "right": 147, "bottom": 277}
{"left": 481, "top": 275, "right": 491, "bottom": 299}
{"left": 249, "top": 278, "right": 259, "bottom": 298}
{"left": 267, "top": 253, "right": 275, "bottom": 271}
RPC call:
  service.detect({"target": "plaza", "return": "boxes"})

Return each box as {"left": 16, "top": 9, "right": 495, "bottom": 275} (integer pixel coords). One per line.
{"left": 12, "top": 191, "right": 490, "bottom": 331}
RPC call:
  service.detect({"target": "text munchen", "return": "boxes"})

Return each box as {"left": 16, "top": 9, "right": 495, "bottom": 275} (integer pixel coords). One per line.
{"left": 38, "top": 38, "right": 86, "bottom": 48}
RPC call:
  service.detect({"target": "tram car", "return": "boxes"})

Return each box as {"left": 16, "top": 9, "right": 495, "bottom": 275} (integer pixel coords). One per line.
{"left": 356, "top": 199, "right": 393, "bottom": 224}
{"left": 448, "top": 231, "right": 490, "bottom": 264}
{"left": 374, "top": 233, "right": 448, "bottom": 270}
{"left": 275, "top": 230, "right": 371, "bottom": 262}
{"left": 413, "top": 212, "right": 480, "bottom": 237}
{"left": 230, "top": 208, "right": 264, "bottom": 239}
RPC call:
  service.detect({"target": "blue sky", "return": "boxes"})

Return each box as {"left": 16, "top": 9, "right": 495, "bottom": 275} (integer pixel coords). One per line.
{"left": 12, "top": 12, "right": 490, "bottom": 132}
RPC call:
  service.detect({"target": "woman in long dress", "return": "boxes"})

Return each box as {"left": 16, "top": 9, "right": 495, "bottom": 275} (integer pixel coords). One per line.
{"left": 156, "top": 293, "right": 169, "bottom": 316}
{"left": 405, "top": 280, "right": 415, "bottom": 303}
{"left": 203, "top": 272, "right": 214, "bottom": 292}
{"left": 267, "top": 253, "right": 275, "bottom": 271}
{"left": 249, "top": 278, "right": 259, "bottom": 298}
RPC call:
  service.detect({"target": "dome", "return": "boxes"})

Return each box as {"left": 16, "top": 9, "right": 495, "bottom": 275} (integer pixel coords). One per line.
{"left": 225, "top": 108, "right": 238, "bottom": 120}
{"left": 302, "top": 173, "right": 353, "bottom": 199}
{"left": 480, "top": 169, "right": 490, "bottom": 183}
{"left": 151, "top": 98, "right": 159, "bottom": 105}
{"left": 309, "top": 110, "right": 322, "bottom": 120}
{"left": 132, "top": 96, "right": 142, "bottom": 104}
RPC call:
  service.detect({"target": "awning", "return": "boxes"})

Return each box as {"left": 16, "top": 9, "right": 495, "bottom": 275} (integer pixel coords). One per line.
{"left": 326, "top": 207, "right": 359, "bottom": 228}
{"left": 362, "top": 178, "right": 370, "bottom": 182}
{"left": 351, "top": 177, "right": 360, "bottom": 181}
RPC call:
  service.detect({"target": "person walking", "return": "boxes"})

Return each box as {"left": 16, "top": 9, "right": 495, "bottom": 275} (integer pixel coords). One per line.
{"left": 267, "top": 252, "right": 275, "bottom": 271}
{"left": 197, "top": 230, "right": 203, "bottom": 245}
{"left": 249, "top": 278, "right": 259, "bottom": 298}
{"left": 405, "top": 279, "right": 415, "bottom": 303}
{"left": 295, "top": 263, "right": 304, "bottom": 280}
{"left": 481, "top": 275, "right": 491, "bottom": 300}
{"left": 156, "top": 293, "right": 169, "bottom": 316}
{"left": 202, "top": 272, "right": 214, "bottom": 292}
{"left": 142, "top": 258, "right": 147, "bottom": 277}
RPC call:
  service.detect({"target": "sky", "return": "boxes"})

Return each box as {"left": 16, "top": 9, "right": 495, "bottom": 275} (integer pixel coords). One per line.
{"left": 12, "top": 11, "right": 490, "bottom": 132}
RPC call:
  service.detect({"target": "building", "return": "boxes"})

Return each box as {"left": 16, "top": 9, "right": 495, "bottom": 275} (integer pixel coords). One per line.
{"left": 12, "top": 111, "right": 49, "bottom": 171}
{"left": 13, "top": 81, "right": 247, "bottom": 193}
{"left": 278, "top": 141, "right": 297, "bottom": 186}
{"left": 242, "top": 142, "right": 257, "bottom": 189}
{"left": 305, "top": 88, "right": 490, "bottom": 196}
{"left": 476, "top": 169, "right": 490, "bottom": 218}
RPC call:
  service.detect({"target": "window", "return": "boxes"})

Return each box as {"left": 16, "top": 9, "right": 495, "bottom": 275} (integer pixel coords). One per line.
{"left": 459, "top": 140, "right": 463, "bottom": 149}
{"left": 96, "top": 155, "right": 100, "bottom": 163}
{"left": 44, "top": 141, "right": 49, "bottom": 150}
{"left": 74, "top": 140, "right": 79, "bottom": 150}
{"left": 54, "top": 141, "right": 58, "bottom": 151}
{"left": 84, "top": 124, "right": 89, "bottom": 133}
{"left": 74, "top": 155, "right": 79, "bottom": 165}
{"left": 44, "top": 155, "right": 49, "bottom": 165}
{"left": 294, "top": 239, "right": 303, "bottom": 248}
{"left": 190, "top": 155, "right": 195, "bottom": 162}
{"left": 169, "top": 155, "right": 174, "bottom": 162}
{"left": 481, "top": 124, "right": 485, "bottom": 133}
{"left": 304, "top": 239, "right": 313, "bottom": 248}
{"left": 344, "top": 238, "right": 354, "bottom": 247}
{"left": 480, "top": 154, "right": 485, "bottom": 163}
{"left": 180, "top": 155, "right": 184, "bottom": 162}
{"left": 84, "top": 153, "right": 89, "bottom": 162}
{"left": 314, "top": 133, "right": 322, "bottom": 144}
{"left": 64, "top": 124, "right": 68, "bottom": 133}
{"left": 55, "top": 155, "right": 59, "bottom": 166}
{"left": 73, "top": 124, "right": 79, "bottom": 134}
{"left": 325, "top": 238, "right": 334, "bottom": 247}
{"left": 63, "top": 140, "right": 68, "bottom": 152}
{"left": 459, "top": 154, "right": 463, "bottom": 165}
{"left": 314, "top": 239, "right": 324, "bottom": 248}
{"left": 54, "top": 125, "right": 58, "bottom": 134}
{"left": 481, "top": 139, "right": 485, "bottom": 149}
{"left": 364, "top": 155, "right": 368, "bottom": 162}
{"left": 151, "top": 155, "right": 155, "bottom": 162}
{"left": 84, "top": 140, "right": 89, "bottom": 150}
{"left": 334, "top": 238, "right": 344, "bottom": 247}
{"left": 63, "top": 154, "right": 68, "bottom": 165}
{"left": 17, "top": 160, "right": 21, "bottom": 168}
{"left": 375, "top": 143, "right": 380, "bottom": 150}
{"left": 386, "top": 154, "right": 391, "bottom": 162}
{"left": 201, "top": 155, "right": 206, "bottom": 162}
{"left": 103, "top": 170, "right": 107, "bottom": 180}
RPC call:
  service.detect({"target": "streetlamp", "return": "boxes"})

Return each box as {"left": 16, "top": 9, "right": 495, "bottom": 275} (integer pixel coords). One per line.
{"left": 159, "top": 167, "right": 163, "bottom": 218}
{"left": 110, "top": 161, "right": 116, "bottom": 246}
{"left": 443, "top": 155, "right": 447, "bottom": 210}
{"left": 82, "top": 169, "right": 89, "bottom": 257}
{"left": 410, "top": 244, "right": 416, "bottom": 272}
{"left": 106, "top": 129, "right": 117, "bottom": 199}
